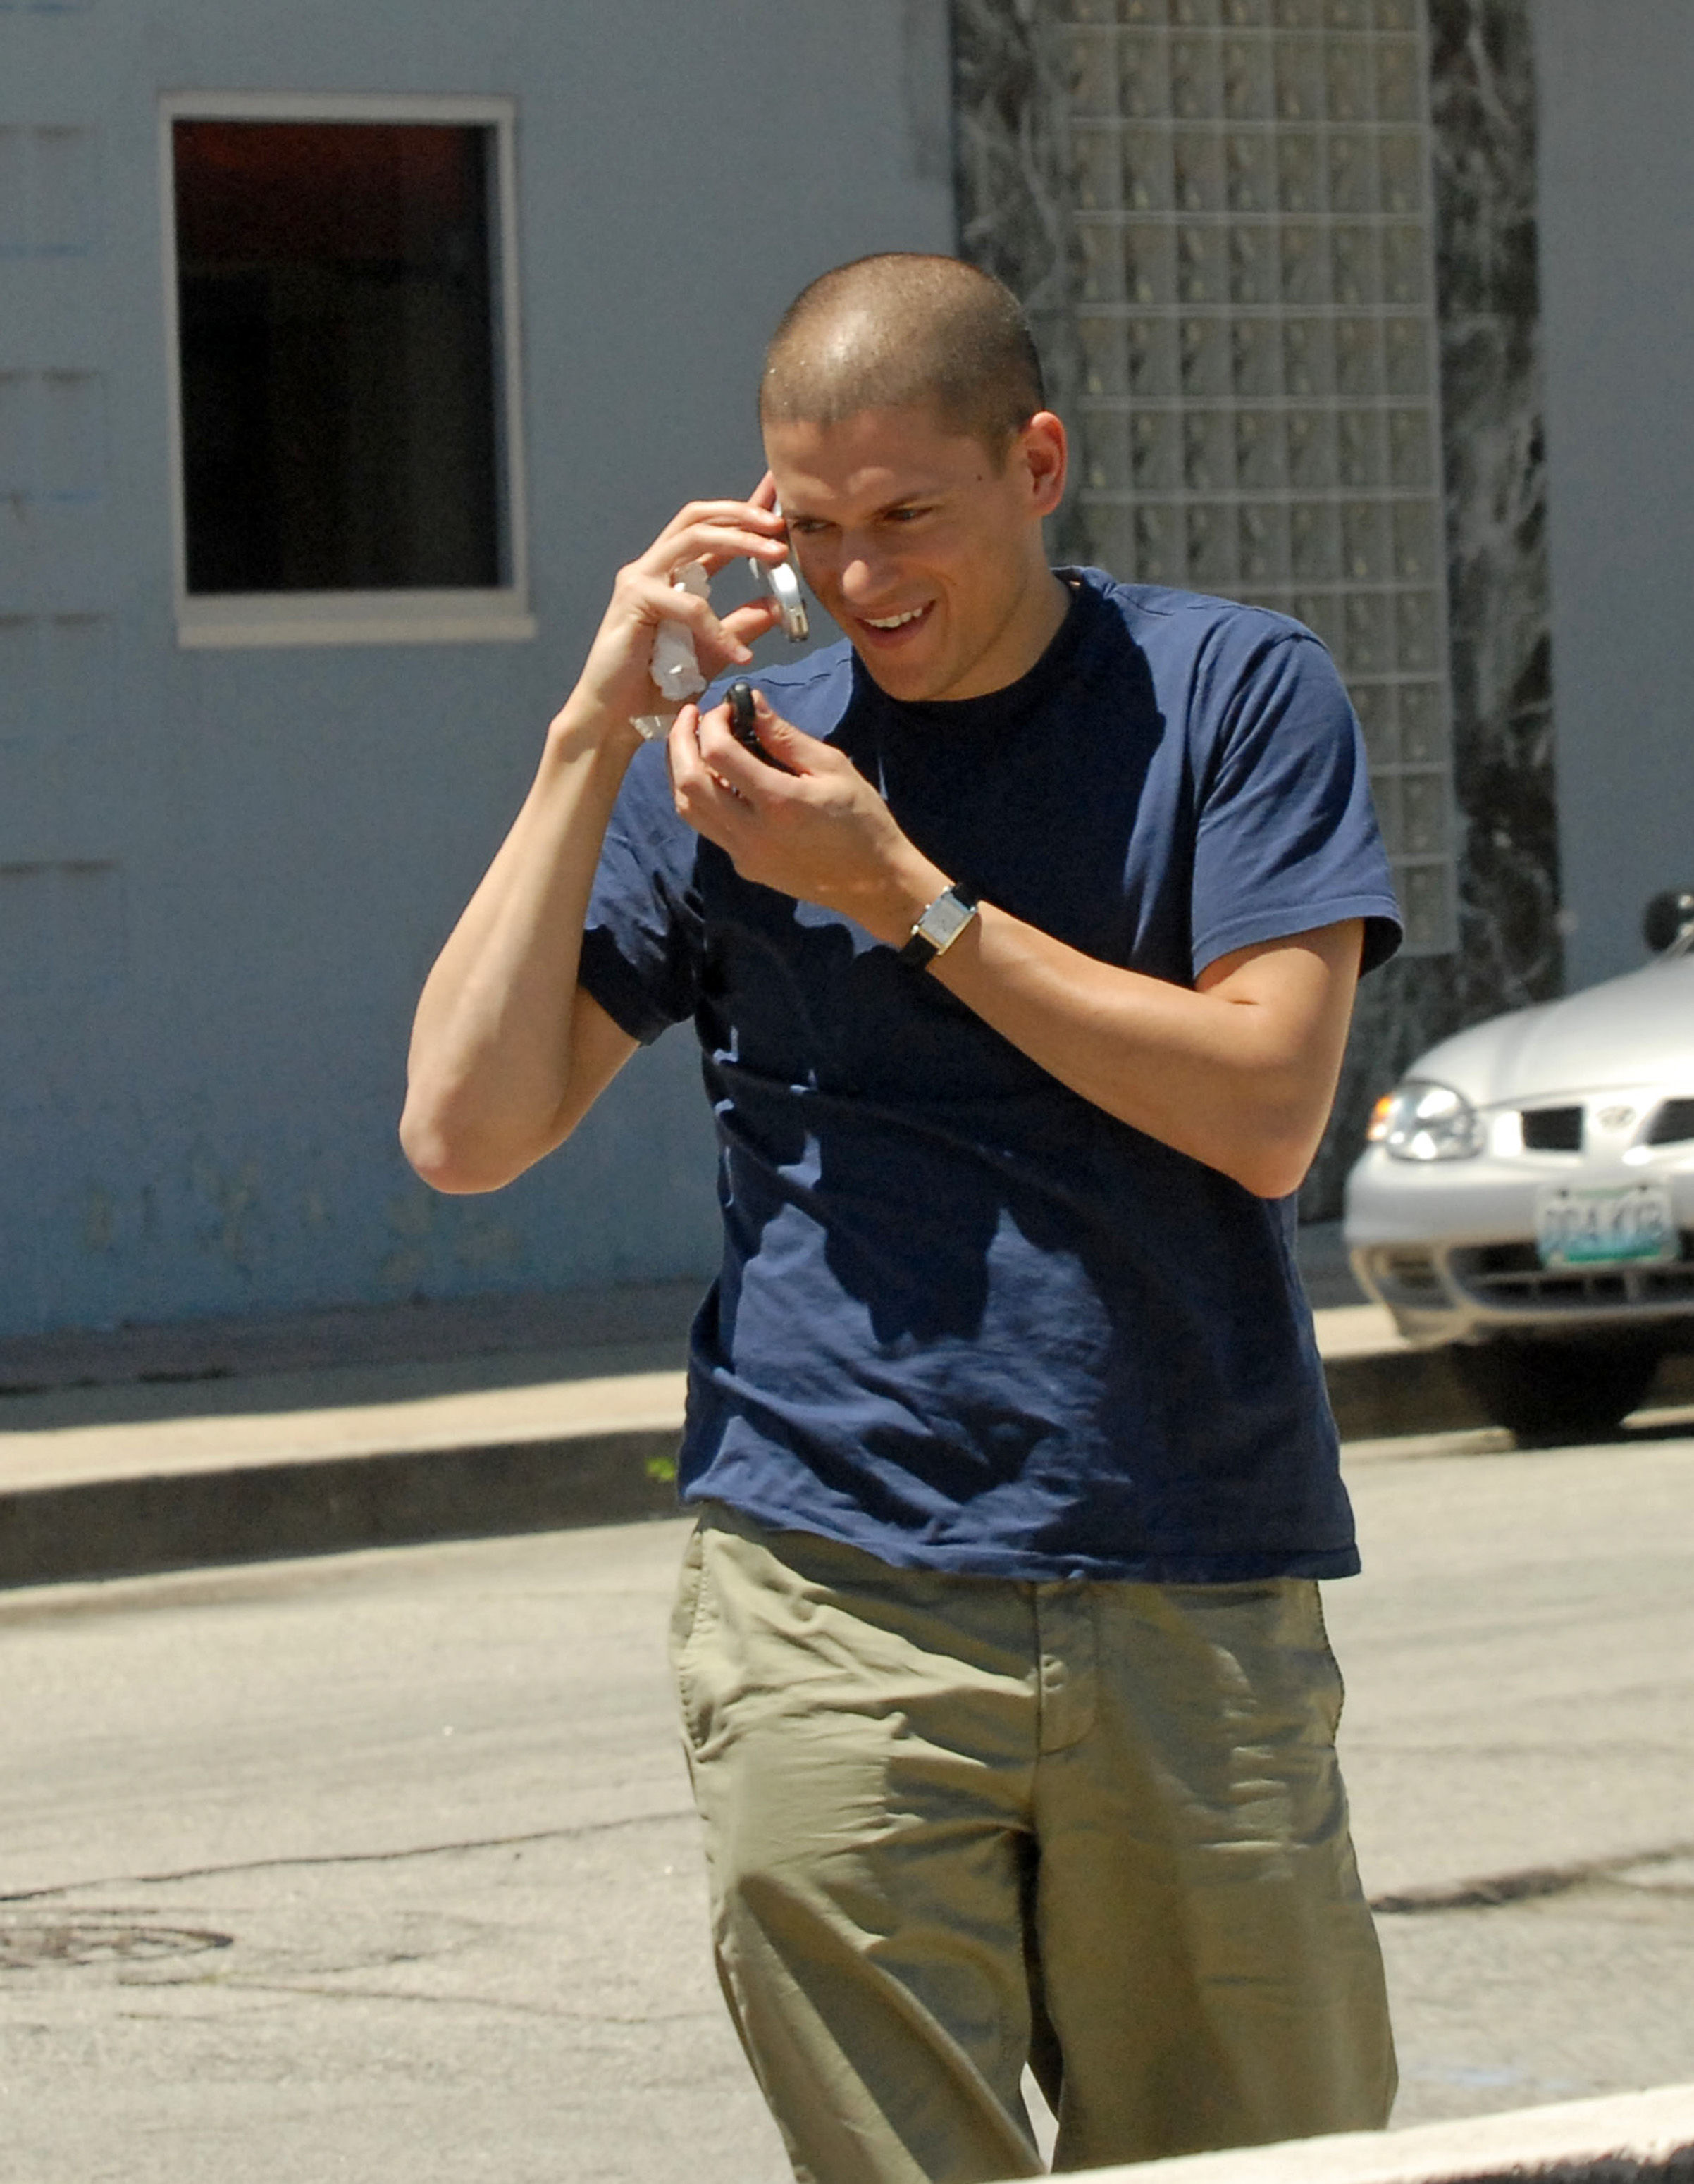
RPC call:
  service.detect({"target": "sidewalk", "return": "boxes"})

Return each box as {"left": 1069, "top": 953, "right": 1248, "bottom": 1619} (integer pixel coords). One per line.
{"left": 1061, "top": 2084, "right": 1694, "bottom": 2184}
{"left": 1, "top": 1232, "right": 1688, "bottom": 1589}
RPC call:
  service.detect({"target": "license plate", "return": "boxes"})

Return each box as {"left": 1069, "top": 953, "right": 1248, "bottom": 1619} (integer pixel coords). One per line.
{"left": 1535, "top": 1182, "right": 1680, "bottom": 1268}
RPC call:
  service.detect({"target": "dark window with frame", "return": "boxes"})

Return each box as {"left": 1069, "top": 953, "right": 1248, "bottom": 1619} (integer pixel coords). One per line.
{"left": 173, "top": 120, "right": 507, "bottom": 595}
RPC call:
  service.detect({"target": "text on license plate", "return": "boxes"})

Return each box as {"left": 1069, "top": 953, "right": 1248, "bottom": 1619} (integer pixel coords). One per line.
{"left": 1535, "top": 1182, "right": 1680, "bottom": 1268}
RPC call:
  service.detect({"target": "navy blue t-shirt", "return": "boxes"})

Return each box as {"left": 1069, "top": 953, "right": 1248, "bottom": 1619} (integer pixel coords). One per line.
{"left": 580, "top": 569, "right": 1402, "bottom": 1582}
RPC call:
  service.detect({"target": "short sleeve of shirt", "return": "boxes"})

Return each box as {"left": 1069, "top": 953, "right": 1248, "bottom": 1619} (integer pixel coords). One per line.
{"left": 579, "top": 741, "right": 704, "bottom": 1044}
{"left": 1189, "top": 626, "right": 1402, "bottom": 978}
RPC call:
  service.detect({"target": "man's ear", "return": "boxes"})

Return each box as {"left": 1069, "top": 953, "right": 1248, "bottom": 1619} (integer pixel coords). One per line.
{"left": 1017, "top": 411, "right": 1068, "bottom": 519}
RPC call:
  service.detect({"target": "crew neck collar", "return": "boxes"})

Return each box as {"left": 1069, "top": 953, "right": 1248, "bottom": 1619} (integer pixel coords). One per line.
{"left": 851, "top": 570, "right": 1101, "bottom": 737}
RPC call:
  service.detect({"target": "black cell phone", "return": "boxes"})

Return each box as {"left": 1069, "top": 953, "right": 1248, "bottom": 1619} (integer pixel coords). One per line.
{"left": 727, "top": 680, "right": 786, "bottom": 769}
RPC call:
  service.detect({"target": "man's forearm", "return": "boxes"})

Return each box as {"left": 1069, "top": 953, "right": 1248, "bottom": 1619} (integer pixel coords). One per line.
{"left": 401, "top": 707, "right": 633, "bottom": 1193}
{"left": 669, "top": 697, "right": 1364, "bottom": 1201}
{"left": 926, "top": 909, "right": 1362, "bottom": 1198}
{"left": 767, "top": 819, "right": 1357, "bottom": 1198}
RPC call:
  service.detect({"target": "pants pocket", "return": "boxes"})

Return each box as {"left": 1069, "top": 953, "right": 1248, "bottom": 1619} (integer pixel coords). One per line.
{"left": 670, "top": 1521, "right": 717, "bottom": 1750}
{"left": 1311, "top": 1579, "right": 1347, "bottom": 1733}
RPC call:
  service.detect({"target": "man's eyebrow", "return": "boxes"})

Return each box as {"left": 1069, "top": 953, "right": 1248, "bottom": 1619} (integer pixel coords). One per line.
{"left": 784, "top": 483, "right": 944, "bottom": 525}
{"left": 861, "top": 486, "right": 944, "bottom": 522}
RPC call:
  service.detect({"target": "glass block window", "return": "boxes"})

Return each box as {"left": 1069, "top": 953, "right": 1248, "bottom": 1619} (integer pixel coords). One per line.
{"left": 1056, "top": 0, "right": 1455, "bottom": 953}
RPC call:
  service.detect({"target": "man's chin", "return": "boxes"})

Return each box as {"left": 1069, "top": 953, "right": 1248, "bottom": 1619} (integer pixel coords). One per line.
{"left": 849, "top": 639, "right": 953, "bottom": 703}
{"left": 856, "top": 650, "right": 948, "bottom": 703}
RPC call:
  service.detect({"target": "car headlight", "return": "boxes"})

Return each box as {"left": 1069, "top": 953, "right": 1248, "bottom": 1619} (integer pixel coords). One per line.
{"left": 1366, "top": 1080, "right": 1485, "bottom": 1162}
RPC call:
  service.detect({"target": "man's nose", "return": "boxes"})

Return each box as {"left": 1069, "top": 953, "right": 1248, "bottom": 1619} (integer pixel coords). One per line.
{"left": 838, "top": 548, "right": 897, "bottom": 607}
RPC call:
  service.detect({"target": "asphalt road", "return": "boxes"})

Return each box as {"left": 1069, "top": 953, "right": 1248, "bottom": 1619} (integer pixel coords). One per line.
{"left": 2, "top": 1421, "right": 1692, "bottom": 2183}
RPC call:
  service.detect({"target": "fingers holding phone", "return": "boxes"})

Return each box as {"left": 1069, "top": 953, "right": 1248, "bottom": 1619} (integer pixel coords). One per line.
{"left": 744, "top": 473, "right": 809, "bottom": 644}
{"left": 629, "top": 492, "right": 810, "bottom": 741}
{"left": 726, "top": 681, "right": 795, "bottom": 770}
{"left": 671, "top": 688, "right": 931, "bottom": 934}
{"left": 563, "top": 493, "right": 786, "bottom": 737}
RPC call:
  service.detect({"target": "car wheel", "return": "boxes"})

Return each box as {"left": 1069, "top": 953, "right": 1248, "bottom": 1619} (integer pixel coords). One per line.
{"left": 1450, "top": 1339, "right": 1662, "bottom": 1446}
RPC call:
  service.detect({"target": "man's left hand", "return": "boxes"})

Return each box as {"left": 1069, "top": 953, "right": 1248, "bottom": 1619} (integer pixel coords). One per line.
{"left": 667, "top": 689, "right": 944, "bottom": 945}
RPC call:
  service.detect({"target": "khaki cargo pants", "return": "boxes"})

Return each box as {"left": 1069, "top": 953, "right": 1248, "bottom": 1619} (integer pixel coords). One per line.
{"left": 671, "top": 1501, "right": 1395, "bottom": 2184}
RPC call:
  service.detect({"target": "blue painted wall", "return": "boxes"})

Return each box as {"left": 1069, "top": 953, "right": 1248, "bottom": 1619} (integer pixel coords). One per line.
{"left": 0, "top": 1, "right": 955, "bottom": 1335}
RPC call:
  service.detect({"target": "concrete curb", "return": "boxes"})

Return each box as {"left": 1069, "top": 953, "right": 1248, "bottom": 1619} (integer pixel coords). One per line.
{"left": 0, "top": 1425, "right": 684, "bottom": 1590}
{"left": 2, "top": 1334, "right": 1690, "bottom": 1593}
{"left": 1031, "top": 2082, "right": 1694, "bottom": 2184}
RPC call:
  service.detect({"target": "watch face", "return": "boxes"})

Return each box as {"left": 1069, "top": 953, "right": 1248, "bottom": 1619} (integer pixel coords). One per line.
{"left": 920, "top": 889, "right": 976, "bottom": 949}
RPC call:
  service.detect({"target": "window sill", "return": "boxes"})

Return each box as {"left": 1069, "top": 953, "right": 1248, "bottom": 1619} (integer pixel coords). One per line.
{"left": 175, "top": 591, "right": 538, "bottom": 650}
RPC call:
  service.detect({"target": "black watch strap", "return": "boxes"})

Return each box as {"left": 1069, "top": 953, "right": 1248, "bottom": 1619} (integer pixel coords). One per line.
{"left": 897, "top": 883, "right": 981, "bottom": 970}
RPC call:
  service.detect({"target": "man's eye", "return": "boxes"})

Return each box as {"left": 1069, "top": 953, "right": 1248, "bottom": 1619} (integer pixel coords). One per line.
{"left": 886, "top": 507, "right": 929, "bottom": 524}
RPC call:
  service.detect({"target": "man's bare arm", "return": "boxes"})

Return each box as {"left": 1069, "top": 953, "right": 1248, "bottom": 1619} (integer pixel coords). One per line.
{"left": 668, "top": 690, "right": 1363, "bottom": 1200}
{"left": 400, "top": 492, "right": 790, "bottom": 1194}
{"left": 400, "top": 731, "right": 642, "bottom": 1193}
{"left": 929, "top": 913, "right": 1361, "bottom": 1198}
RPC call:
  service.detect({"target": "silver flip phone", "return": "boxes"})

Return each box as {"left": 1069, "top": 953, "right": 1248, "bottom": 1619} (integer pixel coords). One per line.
{"left": 751, "top": 502, "right": 809, "bottom": 643}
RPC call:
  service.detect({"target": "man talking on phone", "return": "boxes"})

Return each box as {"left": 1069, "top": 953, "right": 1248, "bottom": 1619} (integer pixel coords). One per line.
{"left": 402, "top": 252, "right": 1400, "bottom": 2183}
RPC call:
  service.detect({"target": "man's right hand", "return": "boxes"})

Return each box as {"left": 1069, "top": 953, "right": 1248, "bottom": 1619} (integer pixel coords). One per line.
{"left": 562, "top": 480, "right": 793, "bottom": 746}
{"left": 402, "top": 479, "right": 798, "bottom": 1195}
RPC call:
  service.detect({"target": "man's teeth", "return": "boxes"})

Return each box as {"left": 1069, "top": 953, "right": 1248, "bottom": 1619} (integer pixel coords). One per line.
{"left": 865, "top": 607, "right": 926, "bottom": 630}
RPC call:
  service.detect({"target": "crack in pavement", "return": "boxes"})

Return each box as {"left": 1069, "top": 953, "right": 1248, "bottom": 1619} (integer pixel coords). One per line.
{"left": 1371, "top": 1838, "right": 1694, "bottom": 1914}
{"left": 22, "top": 1817, "right": 1688, "bottom": 1929}
{"left": 0, "top": 1806, "right": 696, "bottom": 1905}
{"left": 198, "top": 1979, "right": 721, "bottom": 2025}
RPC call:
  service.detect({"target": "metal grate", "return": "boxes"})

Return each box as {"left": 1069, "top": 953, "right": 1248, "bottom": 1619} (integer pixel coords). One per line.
{"left": 1520, "top": 1105, "right": 1583, "bottom": 1152}
{"left": 1049, "top": 0, "right": 1457, "bottom": 952}
{"left": 1371, "top": 1248, "right": 1442, "bottom": 1307}
{"left": 1647, "top": 1097, "right": 1694, "bottom": 1146}
{"left": 1450, "top": 1236, "right": 1694, "bottom": 1314}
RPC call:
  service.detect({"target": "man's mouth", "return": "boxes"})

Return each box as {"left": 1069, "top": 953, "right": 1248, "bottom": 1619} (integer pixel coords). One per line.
{"left": 858, "top": 603, "right": 932, "bottom": 638}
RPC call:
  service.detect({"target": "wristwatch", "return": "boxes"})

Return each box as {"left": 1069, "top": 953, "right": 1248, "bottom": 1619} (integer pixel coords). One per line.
{"left": 897, "top": 882, "right": 980, "bottom": 970}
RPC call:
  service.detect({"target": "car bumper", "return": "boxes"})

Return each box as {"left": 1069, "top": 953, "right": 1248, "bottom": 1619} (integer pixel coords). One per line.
{"left": 1342, "top": 1146, "right": 1694, "bottom": 1347}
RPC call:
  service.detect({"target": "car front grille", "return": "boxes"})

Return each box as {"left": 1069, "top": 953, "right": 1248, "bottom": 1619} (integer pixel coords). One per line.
{"left": 1511, "top": 1098, "right": 1694, "bottom": 1151}
{"left": 1370, "top": 1251, "right": 1445, "bottom": 1309}
{"left": 1520, "top": 1105, "right": 1584, "bottom": 1151}
{"left": 1449, "top": 1233, "right": 1694, "bottom": 1312}
{"left": 1647, "top": 1097, "right": 1694, "bottom": 1145}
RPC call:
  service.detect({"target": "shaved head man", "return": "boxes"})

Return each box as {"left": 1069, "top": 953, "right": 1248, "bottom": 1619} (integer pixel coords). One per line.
{"left": 752, "top": 255, "right": 1072, "bottom": 713}
{"left": 760, "top": 252, "right": 1047, "bottom": 449}
{"left": 406, "top": 254, "right": 1402, "bottom": 2182}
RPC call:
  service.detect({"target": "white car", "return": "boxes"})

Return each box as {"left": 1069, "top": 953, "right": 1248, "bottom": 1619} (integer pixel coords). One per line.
{"left": 1344, "top": 891, "right": 1694, "bottom": 1441}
